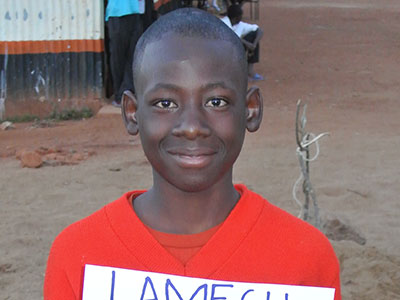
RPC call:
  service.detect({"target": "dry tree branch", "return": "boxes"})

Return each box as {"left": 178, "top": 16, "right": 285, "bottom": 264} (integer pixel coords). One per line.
{"left": 293, "top": 100, "right": 329, "bottom": 229}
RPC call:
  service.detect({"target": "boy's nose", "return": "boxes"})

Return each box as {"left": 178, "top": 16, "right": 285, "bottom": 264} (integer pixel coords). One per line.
{"left": 172, "top": 106, "right": 211, "bottom": 140}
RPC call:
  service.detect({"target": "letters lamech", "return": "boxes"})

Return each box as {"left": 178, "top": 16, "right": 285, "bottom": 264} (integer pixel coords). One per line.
{"left": 82, "top": 265, "right": 335, "bottom": 300}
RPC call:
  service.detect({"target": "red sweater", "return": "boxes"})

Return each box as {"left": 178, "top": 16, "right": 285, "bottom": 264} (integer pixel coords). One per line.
{"left": 44, "top": 185, "right": 341, "bottom": 300}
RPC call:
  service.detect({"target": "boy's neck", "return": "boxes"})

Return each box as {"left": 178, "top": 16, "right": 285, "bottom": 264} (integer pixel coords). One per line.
{"left": 133, "top": 171, "right": 240, "bottom": 234}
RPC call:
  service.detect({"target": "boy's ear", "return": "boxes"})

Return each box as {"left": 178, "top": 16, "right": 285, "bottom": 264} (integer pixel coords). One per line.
{"left": 245, "top": 86, "right": 263, "bottom": 132}
{"left": 121, "top": 90, "right": 139, "bottom": 136}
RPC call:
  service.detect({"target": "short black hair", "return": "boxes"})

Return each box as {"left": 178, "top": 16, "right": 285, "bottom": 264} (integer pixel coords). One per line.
{"left": 227, "top": 4, "right": 243, "bottom": 19}
{"left": 132, "top": 8, "right": 247, "bottom": 89}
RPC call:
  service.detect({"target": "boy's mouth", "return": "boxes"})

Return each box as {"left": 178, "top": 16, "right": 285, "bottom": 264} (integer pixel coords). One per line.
{"left": 166, "top": 148, "right": 217, "bottom": 168}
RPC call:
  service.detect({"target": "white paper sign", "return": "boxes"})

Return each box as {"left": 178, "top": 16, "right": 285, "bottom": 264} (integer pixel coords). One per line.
{"left": 82, "top": 264, "right": 335, "bottom": 300}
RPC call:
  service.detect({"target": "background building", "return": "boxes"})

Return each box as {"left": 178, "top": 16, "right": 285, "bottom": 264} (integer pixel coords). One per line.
{"left": 0, "top": 0, "right": 177, "bottom": 119}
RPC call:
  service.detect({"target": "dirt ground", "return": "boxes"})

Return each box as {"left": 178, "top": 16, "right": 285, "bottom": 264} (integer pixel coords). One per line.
{"left": 1, "top": 0, "right": 400, "bottom": 299}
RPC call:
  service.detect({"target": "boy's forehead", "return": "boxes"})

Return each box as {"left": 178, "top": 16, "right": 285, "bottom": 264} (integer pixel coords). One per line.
{"left": 136, "top": 34, "right": 246, "bottom": 94}
{"left": 143, "top": 34, "right": 236, "bottom": 68}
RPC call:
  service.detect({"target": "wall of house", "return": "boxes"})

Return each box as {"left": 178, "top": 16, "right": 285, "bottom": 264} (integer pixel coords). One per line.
{"left": 0, "top": 0, "right": 105, "bottom": 118}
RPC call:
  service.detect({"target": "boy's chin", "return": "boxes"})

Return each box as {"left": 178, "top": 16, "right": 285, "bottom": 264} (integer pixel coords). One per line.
{"left": 167, "top": 178, "right": 217, "bottom": 193}
{"left": 152, "top": 161, "right": 235, "bottom": 193}
{"left": 161, "top": 172, "right": 228, "bottom": 194}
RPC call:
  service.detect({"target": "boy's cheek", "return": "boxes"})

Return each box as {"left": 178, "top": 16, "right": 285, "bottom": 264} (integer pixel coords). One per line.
{"left": 139, "top": 114, "right": 172, "bottom": 135}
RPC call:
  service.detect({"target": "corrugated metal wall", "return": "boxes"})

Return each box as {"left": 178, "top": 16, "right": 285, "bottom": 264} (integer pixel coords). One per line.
{"left": 0, "top": 0, "right": 104, "bottom": 118}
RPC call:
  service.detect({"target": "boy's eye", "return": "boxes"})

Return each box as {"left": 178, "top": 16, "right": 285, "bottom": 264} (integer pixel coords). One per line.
{"left": 205, "top": 98, "right": 228, "bottom": 108}
{"left": 154, "top": 99, "right": 178, "bottom": 109}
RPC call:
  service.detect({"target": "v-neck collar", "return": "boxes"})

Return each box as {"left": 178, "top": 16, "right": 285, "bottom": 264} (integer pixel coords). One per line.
{"left": 105, "top": 184, "right": 265, "bottom": 278}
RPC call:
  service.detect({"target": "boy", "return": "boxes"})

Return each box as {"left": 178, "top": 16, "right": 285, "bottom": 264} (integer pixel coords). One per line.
{"left": 44, "top": 8, "right": 341, "bottom": 300}
{"left": 221, "top": 4, "right": 264, "bottom": 81}
{"left": 105, "top": 0, "right": 156, "bottom": 107}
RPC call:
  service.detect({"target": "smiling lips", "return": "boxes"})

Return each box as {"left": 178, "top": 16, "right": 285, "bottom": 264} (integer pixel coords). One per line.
{"left": 167, "top": 148, "right": 217, "bottom": 168}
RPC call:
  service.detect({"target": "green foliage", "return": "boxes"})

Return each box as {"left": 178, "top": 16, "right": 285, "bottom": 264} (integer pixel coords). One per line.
{"left": 1, "top": 107, "right": 93, "bottom": 123}
{"left": 2, "top": 114, "right": 40, "bottom": 123}
{"left": 48, "top": 107, "right": 93, "bottom": 121}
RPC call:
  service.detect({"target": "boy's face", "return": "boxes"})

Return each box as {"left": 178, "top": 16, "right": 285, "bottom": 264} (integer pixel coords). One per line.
{"left": 231, "top": 14, "right": 242, "bottom": 26}
{"left": 124, "top": 34, "right": 262, "bottom": 192}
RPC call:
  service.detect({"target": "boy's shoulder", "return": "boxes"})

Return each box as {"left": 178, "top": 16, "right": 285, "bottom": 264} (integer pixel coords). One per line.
{"left": 247, "top": 188, "right": 338, "bottom": 271}
{"left": 256, "top": 191, "right": 333, "bottom": 248}
{"left": 186, "top": 184, "right": 337, "bottom": 262}
{"left": 50, "top": 191, "right": 141, "bottom": 252}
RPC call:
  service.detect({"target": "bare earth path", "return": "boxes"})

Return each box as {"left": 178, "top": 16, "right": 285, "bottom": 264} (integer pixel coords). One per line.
{"left": 1, "top": 1, "right": 400, "bottom": 299}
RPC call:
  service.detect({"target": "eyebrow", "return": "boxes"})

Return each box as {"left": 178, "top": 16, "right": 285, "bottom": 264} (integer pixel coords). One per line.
{"left": 146, "top": 83, "right": 181, "bottom": 94}
{"left": 200, "top": 81, "right": 232, "bottom": 92}
{"left": 145, "top": 81, "right": 234, "bottom": 95}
